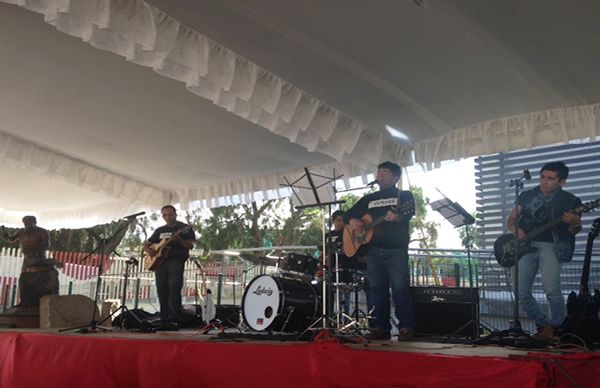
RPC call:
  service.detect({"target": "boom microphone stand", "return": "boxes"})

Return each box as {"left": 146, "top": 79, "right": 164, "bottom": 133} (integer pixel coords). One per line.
{"left": 60, "top": 212, "right": 144, "bottom": 333}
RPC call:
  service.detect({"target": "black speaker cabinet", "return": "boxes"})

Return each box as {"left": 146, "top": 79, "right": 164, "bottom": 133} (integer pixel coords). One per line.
{"left": 411, "top": 287, "right": 479, "bottom": 336}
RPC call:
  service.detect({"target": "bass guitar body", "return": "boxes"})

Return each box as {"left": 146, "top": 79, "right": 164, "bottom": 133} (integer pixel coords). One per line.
{"left": 561, "top": 290, "right": 600, "bottom": 344}
{"left": 493, "top": 233, "right": 537, "bottom": 267}
{"left": 559, "top": 217, "right": 600, "bottom": 344}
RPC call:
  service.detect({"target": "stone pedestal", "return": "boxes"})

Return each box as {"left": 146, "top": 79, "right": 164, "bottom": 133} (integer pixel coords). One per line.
{"left": 39, "top": 294, "right": 99, "bottom": 329}
{"left": 0, "top": 306, "right": 40, "bottom": 328}
{"left": 19, "top": 265, "right": 59, "bottom": 308}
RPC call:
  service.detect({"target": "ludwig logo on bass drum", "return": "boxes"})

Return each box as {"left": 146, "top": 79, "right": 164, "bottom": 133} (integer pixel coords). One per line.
{"left": 253, "top": 285, "right": 273, "bottom": 296}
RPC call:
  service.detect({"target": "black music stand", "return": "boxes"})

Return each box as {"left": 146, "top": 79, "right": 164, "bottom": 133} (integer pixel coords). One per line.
{"left": 431, "top": 196, "right": 479, "bottom": 338}
{"left": 283, "top": 168, "right": 344, "bottom": 335}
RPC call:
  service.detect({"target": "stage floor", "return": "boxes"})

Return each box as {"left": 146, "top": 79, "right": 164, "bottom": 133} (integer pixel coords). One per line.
{"left": 1, "top": 328, "right": 599, "bottom": 387}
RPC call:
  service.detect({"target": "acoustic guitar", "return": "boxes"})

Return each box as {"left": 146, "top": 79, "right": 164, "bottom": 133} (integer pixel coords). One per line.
{"left": 144, "top": 226, "right": 191, "bottom": 271}
{"left": 494, "top": 199, "right": 600, "bottom": 267}
{"left": 342, "top": 197, "right": 415, "bottom": 258}
{"left": 559, "top": 217, "right": 600, "bottom": 344}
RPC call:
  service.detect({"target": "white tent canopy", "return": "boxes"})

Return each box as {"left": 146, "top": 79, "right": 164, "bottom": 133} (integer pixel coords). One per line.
{"left": 0, "top": 0, "right": 598, "bottom": 227}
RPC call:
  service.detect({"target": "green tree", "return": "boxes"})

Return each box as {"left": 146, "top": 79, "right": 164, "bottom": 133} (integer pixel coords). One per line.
{"left": 409, "top": 185, "right": 439, "bottom": 248}
{"left": 458, "top": 212, "right": 482, "bottom": 249}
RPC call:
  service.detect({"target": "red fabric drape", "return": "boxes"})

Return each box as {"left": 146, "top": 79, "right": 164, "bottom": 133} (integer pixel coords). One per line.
{"left": 0, "top": 332, "right": 560, "bottom": 388}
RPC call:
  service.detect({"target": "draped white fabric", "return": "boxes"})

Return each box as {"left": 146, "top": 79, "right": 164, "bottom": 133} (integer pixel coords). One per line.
{"left": 2, "top": 0, "right": 413, "bottom": 168}
{"left": 415, "top": 103, "right": 600, "bottom": 164}
{"left": 1, "top": 0, "right": 599, "bottom": 227}
{"left": 7, "top": 0, "right": 597, "bottom": 167}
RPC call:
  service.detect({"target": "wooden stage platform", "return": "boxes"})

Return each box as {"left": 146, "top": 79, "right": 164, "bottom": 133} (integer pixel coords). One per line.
{"left": 1, "top": 328, "right": 599, "bottom": 387}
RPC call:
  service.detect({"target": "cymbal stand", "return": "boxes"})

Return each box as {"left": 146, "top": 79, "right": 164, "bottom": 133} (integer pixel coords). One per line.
{"left": 340, "top": 276, "right": 371, "bottom": 334}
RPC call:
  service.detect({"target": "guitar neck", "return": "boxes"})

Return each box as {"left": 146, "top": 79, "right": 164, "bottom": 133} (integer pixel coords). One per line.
{"left": 524, "top": 217, "right": 564, "bottom": 242}
{"left": 366, "top": 215, "right": 388, "bottom": 231}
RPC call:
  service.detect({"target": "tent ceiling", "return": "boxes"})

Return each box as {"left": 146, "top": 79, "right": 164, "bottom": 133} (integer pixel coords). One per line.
{"left": 0, "top": 0, "right": 599, "bottom": 227}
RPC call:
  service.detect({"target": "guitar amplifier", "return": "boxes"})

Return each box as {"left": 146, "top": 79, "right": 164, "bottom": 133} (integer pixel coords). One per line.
{"left": 411, "top": 286, "right": 479, "bottom": 336}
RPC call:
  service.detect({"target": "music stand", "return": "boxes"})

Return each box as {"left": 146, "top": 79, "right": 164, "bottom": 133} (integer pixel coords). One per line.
{"left": 431, "top": 195, "right": 479, "bottom": 338}
{"left": 283, "top": 167, "right": 344, "bottom": 335}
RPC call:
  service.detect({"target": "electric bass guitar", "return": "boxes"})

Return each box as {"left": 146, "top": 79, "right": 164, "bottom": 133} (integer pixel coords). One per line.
{"left": 559, "top": 217, "right": 600, "bottom": 344}
{"left": 144, "top": 226, "right": 191, "bottom": 271}
{"left": 342, "top": 196, "right": 415, "bottom": 258}
{"left": 494, "top": 199, "right": 600, "bottom": 267}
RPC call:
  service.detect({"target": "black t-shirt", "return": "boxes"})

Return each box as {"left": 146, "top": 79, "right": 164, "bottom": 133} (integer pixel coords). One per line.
{"left": 148, "top": 221, "right": 196, "bottom": 261}
{"left": 344, "top": 186, "right": 415, "bottom": 249}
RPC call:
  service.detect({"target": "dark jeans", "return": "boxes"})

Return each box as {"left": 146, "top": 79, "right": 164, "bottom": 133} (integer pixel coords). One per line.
{"left": 367, "top": 246, "right": 414, "bottom": 332}
{"left": 155, "top": 259, "right": 186, "bottom": 323}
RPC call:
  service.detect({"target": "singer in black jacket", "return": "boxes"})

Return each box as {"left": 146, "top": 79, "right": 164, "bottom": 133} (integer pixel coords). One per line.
{"left": 345, "top": 161, "right": 415, "bottom": 340}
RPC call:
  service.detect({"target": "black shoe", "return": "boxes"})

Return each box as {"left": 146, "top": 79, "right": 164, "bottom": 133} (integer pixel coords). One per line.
{"left": 365, "top": 328, "right": 391, "bottom": 340}
{"left": 397, "top": 327, "right": 414, "bottom": 341}
{"left": 156, "top": 321, "right": 180, "bottom": 331}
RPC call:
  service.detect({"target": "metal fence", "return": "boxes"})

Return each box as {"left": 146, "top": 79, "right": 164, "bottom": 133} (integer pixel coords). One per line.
{"left": 1, "top": 247, "right": 598, "bottom": 334}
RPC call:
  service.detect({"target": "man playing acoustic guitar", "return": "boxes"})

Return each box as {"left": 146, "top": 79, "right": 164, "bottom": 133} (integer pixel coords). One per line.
{"left": 344, "top": 161, "right": 415, "bottom": 341}
{"left": 144, "top": 205, "right": 196, "bottom": 331}
{"left": 506, "top": 161, "right": 582, "bottom": 340}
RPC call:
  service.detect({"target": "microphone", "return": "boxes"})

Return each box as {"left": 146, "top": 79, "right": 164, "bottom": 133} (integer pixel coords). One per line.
{"left": 523, "top": 169, "right": 531, "bottom": 180}
{"left": 126, "top": 257, "right": 139, "bottom": 266}
{"left": 366, "top": 179, "right": 378, "bottom": 187}
{"left": 124, "top": 211, "right": 146, "bottom": 219}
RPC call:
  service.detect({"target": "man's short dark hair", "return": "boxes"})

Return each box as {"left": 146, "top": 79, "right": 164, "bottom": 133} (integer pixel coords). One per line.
{"left": 331, "top": 210, "right": 345, "bottom": 221}
{"left": 161, "top": 205, "right": 177, "bottom": 213}
{"left": 22, "top": 215, "right": 36, "bottom": 224}
{"left": 541, "top": 161, "right": 569, "bottom": 181}
{"left": 378, "top": 161, "right": 401, "bottom": 177}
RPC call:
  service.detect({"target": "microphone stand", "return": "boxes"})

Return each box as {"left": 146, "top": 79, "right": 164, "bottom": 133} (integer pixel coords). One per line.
{"left": 60, "top": 214, "right": 142, "bottom": 333}
{"left": 472, "top": 170, "right": 544, "bottom": 346}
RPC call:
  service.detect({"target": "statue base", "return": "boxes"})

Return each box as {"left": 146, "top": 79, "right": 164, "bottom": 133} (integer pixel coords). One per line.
{"left": 0, "top": 306, "right": 40, "bottom": 328}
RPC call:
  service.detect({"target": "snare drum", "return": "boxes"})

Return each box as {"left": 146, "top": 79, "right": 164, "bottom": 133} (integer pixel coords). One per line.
{"left": 242, "top": 275, "right": 319, "bottom": 333}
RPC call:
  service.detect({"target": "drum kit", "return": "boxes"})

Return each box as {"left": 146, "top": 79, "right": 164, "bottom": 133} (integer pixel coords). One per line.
{"left": 238, "top": 250, "right": 371, "bottom": 337}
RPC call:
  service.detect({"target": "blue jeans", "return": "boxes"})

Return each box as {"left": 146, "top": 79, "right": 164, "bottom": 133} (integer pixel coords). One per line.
{"left": 367, "top": 246, "right": 414, "bottom": 332}
{"left": 517, "top": 241, "right": 565, "bottom": 327}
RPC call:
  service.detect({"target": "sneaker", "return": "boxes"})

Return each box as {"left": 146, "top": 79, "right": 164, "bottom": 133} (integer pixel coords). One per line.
{"left": 365, "top": 328, "right": 391, "bottom": 340}
{"left": 397, "top": 327, "right": 414, "bottom": 341}
{"left": 532, "top": 325, "right": 556, "bottom": 341}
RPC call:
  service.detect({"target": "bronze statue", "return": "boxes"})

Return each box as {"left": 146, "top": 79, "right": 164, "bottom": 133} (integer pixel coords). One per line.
{"left": 2, "top": 216, "right": 59, "bottom": 310}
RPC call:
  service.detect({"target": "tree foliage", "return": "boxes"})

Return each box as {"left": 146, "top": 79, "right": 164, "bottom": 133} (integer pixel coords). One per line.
{"left": 408, "top": 185, "right": 439, "bottom": 249}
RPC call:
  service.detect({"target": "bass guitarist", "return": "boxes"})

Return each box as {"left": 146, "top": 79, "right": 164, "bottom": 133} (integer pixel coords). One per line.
{"left": 344, "top": 161, "right": 415, "bottom": 341}
{"left": 506, "top": 161, "right": 582, "bottom": 340}
{"left": 144, "top": 205, "right": 196, "bottom": 331}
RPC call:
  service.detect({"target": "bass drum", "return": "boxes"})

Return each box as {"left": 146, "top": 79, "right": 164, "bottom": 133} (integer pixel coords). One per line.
{"left": 242, "top": 275, "right": 319, "bottom": 333}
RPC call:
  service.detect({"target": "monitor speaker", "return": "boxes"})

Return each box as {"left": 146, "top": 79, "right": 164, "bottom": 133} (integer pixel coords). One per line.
{"left": 411, "top": 286, "right": 479, "bottom": 336}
